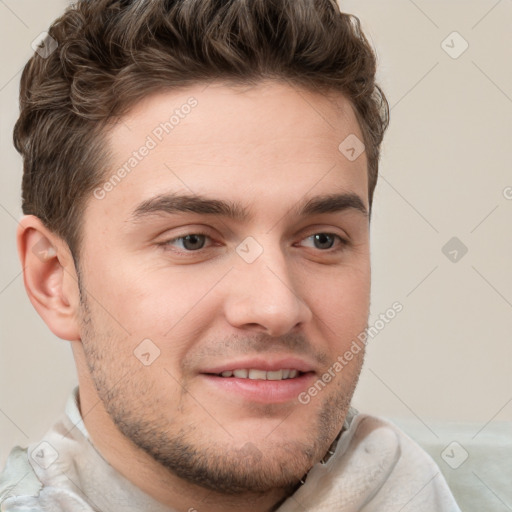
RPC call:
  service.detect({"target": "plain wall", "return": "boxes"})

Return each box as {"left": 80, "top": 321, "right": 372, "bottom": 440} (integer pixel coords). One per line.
{"left": 1, "top": 0, "right": 511, "bottom": 466}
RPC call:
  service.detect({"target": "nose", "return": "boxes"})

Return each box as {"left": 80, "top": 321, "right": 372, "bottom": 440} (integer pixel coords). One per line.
{"left": 223, "top": 245, "right": 313, "bottom": 337}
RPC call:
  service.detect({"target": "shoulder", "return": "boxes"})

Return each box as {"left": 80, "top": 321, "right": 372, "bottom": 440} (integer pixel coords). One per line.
{"left": 347, "top": 412, "right": 462, "bottom": 511}
{"left": 0, "top": 446, "right": 42, "bottom": 504}
{"left": 349, "top": 413, "right": 435, "bottom": 466}
{"left": 278, "top": 411, "right": 461, "bottom": 511}
{"left": 0, "top": 441, "right": 99, "bottom": 511}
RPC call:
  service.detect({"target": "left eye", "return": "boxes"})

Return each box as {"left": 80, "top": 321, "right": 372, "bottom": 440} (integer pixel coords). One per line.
{"left": 299, "top": 233, "right": 344, "bottom": 250}
{"left": 167, "top": 234, "right": 211, "bottom": 251}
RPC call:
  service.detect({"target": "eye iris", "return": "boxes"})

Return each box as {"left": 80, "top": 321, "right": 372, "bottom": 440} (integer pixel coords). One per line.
{"left": 314, "top": 233, "right": 335, "bottom": 249}
{"left": 182, "top": 234, "right": 206, "bottom": 250}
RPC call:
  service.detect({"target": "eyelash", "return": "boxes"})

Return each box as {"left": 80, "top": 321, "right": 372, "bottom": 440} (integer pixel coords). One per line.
{"left": 160, "top": 232, "right": 349, "bottom": 255}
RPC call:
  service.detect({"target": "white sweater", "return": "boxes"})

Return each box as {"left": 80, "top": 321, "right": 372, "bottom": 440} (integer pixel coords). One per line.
{"left": 0, "top": 387, "right": 461, "bottom": 511}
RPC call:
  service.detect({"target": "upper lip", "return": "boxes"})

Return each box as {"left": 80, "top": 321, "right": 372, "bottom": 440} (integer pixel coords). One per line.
{"left": 200, "top": 357, "right": 316, "bottom": 375}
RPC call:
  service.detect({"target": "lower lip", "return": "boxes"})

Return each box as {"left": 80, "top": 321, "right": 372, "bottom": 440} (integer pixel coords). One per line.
{"left": 200, "top": 373, "right": 316, "bottom": 404}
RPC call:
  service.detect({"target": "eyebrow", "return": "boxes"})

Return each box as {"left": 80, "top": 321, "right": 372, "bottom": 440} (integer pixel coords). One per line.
{"left": 298, "top": 193, "right": 368, "bottom": 218}
{"left": 130, "top": 192, "right": 368, "bottom": 222}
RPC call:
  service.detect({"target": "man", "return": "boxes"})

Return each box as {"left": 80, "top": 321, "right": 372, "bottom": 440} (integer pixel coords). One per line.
{"left": 0, "top": 0, "right": 461, "bottom": 510}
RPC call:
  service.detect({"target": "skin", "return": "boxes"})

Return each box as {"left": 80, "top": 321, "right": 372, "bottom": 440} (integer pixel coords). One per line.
{"left": 18, "top": 81, "right": 371, "bottom": 512}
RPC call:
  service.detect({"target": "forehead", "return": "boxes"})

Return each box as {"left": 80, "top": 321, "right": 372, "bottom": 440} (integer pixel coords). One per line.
{"left": 89, "top": 81, "right": 368, "bottom": 227}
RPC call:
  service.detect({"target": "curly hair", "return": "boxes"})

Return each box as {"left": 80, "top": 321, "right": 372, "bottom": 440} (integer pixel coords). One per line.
{"left": 14, "top": 0, "right": 389, "bottom": 259}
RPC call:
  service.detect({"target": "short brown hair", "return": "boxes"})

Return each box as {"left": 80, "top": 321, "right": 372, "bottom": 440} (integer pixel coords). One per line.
{"left": 14, "top": 0, "right": 389, "bottom": 259}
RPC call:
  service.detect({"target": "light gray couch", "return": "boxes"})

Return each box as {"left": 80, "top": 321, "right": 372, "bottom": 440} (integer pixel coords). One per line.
{"left": 390, "top": 418, "right": 512, "bottom": 511}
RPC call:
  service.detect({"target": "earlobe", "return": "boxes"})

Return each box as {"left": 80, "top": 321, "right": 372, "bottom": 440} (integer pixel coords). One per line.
{"left": 17, "top": 215, "right": 81, "bottom": 341}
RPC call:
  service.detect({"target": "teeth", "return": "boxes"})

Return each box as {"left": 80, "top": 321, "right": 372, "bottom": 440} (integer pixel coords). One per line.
{"left": 248, "top": 369, "right": 267, "bottom": 380}
{"left": 266, "top": 370, "right": 283, "bottom": 381}
{"left": 219, "top": 369, "right": 301, "bottom": 380}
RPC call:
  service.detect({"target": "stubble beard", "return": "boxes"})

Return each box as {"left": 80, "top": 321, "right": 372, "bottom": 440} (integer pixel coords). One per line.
{"left": 77, "top": 277, "right": 362, "bottom": 495}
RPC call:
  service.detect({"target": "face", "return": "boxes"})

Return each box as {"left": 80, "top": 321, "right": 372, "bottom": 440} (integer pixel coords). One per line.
{"left": 76, "top": 81, "right": 370, "bottom": 494}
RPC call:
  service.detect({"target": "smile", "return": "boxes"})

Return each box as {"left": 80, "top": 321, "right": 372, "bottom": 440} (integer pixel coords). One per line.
{"left": 217, "top": 369, "right": 301, "bottom": 380}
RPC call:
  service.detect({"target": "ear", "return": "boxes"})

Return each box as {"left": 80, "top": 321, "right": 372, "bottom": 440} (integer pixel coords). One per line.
{"left": 17, "top": 215, "right": 81, "bottom": 341}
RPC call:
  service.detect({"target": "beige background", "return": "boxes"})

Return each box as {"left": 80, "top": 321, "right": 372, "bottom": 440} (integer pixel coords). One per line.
{"left": 1, "top": 0, "right": 511, "bottom": 481}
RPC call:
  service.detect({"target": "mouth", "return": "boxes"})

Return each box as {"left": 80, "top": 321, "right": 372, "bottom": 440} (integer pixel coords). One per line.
{"left": 211, "top": 368, "right": 303, "bottom": 380}
{"left": 199, "top": 359, "right": 317, "bottom": 403}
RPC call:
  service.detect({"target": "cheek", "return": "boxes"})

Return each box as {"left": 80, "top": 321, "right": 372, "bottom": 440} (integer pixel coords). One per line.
{"left": 81, "top": 257, "right": 228, "bottom": 372}
{"left": 306, "top": 263, "right": 370, "bottom": 335}
{"left": 86, "top": 252, "right": 219, "bottom": 328}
